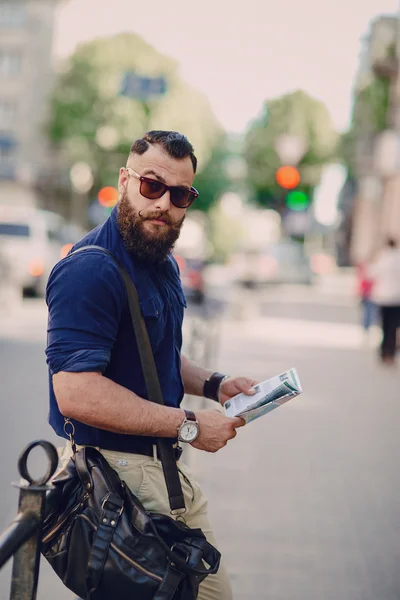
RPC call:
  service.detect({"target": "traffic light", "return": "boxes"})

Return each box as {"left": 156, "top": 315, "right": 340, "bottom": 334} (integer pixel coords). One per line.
{"left": 285, "top": 190, "right": 310, "bottom": 212}
{"left": 98, "top": 186, "right": 119, "bottom": 208}
{"left": 275, "top": 166, "right": 300, "bottom": 190}
{"left": 275, "top": 166, "right": 310, "bottom": 212}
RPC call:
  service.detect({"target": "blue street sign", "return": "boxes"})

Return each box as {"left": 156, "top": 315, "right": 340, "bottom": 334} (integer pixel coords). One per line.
{"left": 120, "top": 72, "right": 167, "bottom": 99}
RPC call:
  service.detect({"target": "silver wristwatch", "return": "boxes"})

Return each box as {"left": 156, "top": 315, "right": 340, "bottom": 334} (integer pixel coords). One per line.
{"left": 177, "top": 409, "right": 199, "bottom": 443}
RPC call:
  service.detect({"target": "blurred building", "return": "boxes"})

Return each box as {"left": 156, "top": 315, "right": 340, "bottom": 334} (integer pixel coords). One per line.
{"left": 0, "top": 0, "right": 60, "bottom": 207}
{"left": 350, "top": 15, "right": 400, "bottom": 264}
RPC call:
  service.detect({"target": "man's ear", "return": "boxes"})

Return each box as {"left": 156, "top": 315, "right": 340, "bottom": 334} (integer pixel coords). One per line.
{"left": 118, "top": 167, "right": 128, "bottom": 193}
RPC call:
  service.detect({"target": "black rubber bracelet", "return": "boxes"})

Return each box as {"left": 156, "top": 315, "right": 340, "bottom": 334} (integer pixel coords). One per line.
{"left": 203, "top": 372, "right": 227, "bottom": 402}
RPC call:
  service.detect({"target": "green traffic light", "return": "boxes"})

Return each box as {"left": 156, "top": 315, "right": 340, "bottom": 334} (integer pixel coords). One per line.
{"left": 286, "top": 190, "right": 309, "bottom": 212}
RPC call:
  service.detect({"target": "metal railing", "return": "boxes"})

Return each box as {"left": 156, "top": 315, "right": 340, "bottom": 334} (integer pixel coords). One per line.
{"left": 0, "top": 440, "right": 58, "bottom": 600}
{"left": 0, "top": 300, "right": 223, "bottom": 598}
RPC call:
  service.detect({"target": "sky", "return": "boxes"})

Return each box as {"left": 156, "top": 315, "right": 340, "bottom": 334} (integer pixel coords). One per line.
{"left": 53, "top": 0, "right": 400, "bottom": 134}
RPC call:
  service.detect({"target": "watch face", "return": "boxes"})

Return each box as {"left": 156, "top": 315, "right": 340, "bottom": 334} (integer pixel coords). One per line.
{"left": 179, "top": 422, "right": 199, "bottom": 442}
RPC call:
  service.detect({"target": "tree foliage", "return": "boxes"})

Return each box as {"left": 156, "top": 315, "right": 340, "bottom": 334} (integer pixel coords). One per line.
{"left": 46, "top": 33, "right": 223, "bottom": 217}
{"left": 191, "top": 135, "right": 233, "bottom": 213}
{"left": 244, "top": 90, "right": 338, "bottom": 208}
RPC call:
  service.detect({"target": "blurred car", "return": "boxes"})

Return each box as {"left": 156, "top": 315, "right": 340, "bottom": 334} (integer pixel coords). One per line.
{"left": 0, "top": 206, "right": 86, "bottom": 297}
{"left": 174, "top": 254, "right": 205, "bottom": 304}
{"left": 230, "top": 239, "right": 314, "bottom": 287}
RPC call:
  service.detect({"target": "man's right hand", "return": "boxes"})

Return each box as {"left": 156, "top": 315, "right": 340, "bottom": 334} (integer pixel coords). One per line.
{"left": 191, "top": 410, "right": 245, "bottom": 453}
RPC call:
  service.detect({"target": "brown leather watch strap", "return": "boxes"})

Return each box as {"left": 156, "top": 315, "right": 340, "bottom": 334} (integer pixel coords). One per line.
{"left": 184, "top": 409, "right": 196, "bottom": 422}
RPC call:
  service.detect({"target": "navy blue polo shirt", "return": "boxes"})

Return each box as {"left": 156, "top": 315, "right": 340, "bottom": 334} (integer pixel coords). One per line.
{"left": 45, "top": 206, "right": 187, "bottom": 454}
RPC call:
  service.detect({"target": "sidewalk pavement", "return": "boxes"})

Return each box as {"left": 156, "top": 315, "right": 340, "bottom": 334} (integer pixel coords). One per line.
{"left": 184, "top": 313, "right": 400, "bottom": 600}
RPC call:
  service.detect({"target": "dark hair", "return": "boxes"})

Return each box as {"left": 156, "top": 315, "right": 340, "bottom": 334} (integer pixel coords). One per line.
{"left": 130, "top": 130, "right": 197, "bottom": 173}
{"left": 387, "top": 238, "right": 397, "bottom": 248}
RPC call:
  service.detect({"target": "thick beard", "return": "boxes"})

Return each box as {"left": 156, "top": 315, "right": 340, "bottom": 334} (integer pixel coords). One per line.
{"left": 117, "top": 190, "right": 185, "bottom": 265}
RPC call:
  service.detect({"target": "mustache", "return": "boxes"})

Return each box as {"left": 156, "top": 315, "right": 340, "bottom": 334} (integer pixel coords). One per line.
{"left": 138, "top": 209, "right": 182, "bottom": 228}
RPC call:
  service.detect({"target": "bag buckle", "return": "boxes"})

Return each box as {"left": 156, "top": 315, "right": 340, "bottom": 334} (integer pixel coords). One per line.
{"left": 170, "top": 507, "right": 186, "bottom": 524}
{"left": 171, "top": 543, "right": 190, "bottom": 563}
{"left": 174, "top": 444, "right": 183, "bottom": 461}
{"left": 101, "top": 493, "right": 124, "bottom": 516}
{"left": 63, "top": 418, "right": 76, "bottom": 454}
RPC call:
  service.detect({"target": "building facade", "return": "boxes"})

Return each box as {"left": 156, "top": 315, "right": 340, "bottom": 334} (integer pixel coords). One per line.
{"left": 350, "top": 15, "right": 400, "bottom": 264}
{"left": 0, "top": 0, "right": 60, "bottom": 207}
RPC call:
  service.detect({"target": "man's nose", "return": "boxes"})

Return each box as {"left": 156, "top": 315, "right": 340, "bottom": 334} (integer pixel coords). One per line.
{"left": 154, "top": 190, "right": 171, "bottom": 211}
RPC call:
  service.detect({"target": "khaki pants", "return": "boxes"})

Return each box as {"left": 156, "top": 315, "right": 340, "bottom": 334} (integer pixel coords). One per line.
{"left": 58, "top": 444, "right": 232, "bottom": 600}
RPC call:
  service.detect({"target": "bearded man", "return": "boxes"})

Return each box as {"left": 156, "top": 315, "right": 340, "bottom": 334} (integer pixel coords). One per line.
{"left": 46, "top": 131, "right": 256, "bottom": 600}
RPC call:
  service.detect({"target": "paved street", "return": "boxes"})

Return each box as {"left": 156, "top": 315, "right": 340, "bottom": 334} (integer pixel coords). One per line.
{"left": 0, "top": 273, "right": 400, "bottom": 599}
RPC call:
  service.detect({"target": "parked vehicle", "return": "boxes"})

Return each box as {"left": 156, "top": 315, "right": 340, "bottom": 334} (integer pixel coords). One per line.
{"left": 173, "top": 213, "right": 208, "bottom": 304}
{"left": 174, "top": 254, "right": 205, "bottom": 304}
{"left": 230, "top": 239, "right": 314, "bottom": 287}
{"left": 0, "top": 206, "right": 85, "bottom": 297}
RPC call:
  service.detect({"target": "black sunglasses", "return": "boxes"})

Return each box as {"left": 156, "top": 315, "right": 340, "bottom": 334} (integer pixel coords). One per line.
{"left": 126, "top": 167, "right": 198, "bottom": 209}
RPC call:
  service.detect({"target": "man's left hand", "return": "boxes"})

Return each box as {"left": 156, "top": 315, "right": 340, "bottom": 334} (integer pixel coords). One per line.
{"left": 219, "top": 376, "right": 258, "bottom": 406}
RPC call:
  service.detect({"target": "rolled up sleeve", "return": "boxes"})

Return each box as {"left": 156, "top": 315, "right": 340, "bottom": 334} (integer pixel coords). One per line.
{"left": 46, "top": 251, "right": 126, "bottom": 375}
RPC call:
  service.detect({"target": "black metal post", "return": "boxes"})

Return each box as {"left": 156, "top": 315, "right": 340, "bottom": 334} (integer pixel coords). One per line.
{"left": 0, "top": 512, "right": 39, "bottom": 570}
{"left": 7, "top": 440, "right": 58, "bottom": 600}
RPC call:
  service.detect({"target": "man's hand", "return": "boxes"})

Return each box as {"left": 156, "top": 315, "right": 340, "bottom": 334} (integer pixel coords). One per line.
{"left": 218, "top": 376, "right": 257, "bottom": 406}
{"left": 191, "top": 410, "right": 245, "bottom": 453}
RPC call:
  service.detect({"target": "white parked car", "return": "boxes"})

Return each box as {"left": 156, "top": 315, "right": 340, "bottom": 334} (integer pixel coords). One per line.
{"left": 0, "top": 206, "right": 85, "bottom": 297}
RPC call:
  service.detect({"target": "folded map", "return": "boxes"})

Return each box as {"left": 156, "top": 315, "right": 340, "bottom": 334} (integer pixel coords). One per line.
{"left": 224, "top": 368, "right": 302, "bottom": 424}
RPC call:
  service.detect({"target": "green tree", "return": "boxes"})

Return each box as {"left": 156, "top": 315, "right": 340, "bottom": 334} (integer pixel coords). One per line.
{"left": 45, "top": 33, "right": 223, "bottom": 221}
{"left": 191, "top": 135, "right": 235, "bottom": 213}
{"left": 244, "top": 90, "right": 338, "bottom": 210}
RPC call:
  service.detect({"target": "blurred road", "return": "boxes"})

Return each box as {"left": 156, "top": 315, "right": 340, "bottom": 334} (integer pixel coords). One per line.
{"left": 0, "top": 271, "right": 400, "bottom": 599}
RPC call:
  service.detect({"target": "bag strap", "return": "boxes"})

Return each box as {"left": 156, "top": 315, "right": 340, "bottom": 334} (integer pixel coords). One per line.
{"left": 86, "top": 492, "right": 124, "bottom": 596}
{"left": 153, "top": 563, "right": 184, "bottom": 600}
{"left": 69, "top": 245, "right": 185, "bottom": 512}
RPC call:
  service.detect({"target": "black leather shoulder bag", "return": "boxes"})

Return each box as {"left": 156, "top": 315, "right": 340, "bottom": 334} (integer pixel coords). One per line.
{"left": 41, "top": 245, "right": 221, "bottom": 600}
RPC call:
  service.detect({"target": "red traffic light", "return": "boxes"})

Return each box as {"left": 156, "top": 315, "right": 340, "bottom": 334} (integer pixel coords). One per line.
{"left": 275, "top": 166, "right": 300, "bottom": 190}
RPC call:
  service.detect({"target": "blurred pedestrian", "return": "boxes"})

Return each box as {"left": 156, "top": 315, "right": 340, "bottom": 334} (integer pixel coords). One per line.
{"left": 46, "top": 130, "right": 257, "bottom": 600}
{"left": 356, "top": 261, "right": 377, "bottom": 340}
{"left": 369, "top": 238, "right": 400, "bottom": 365}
